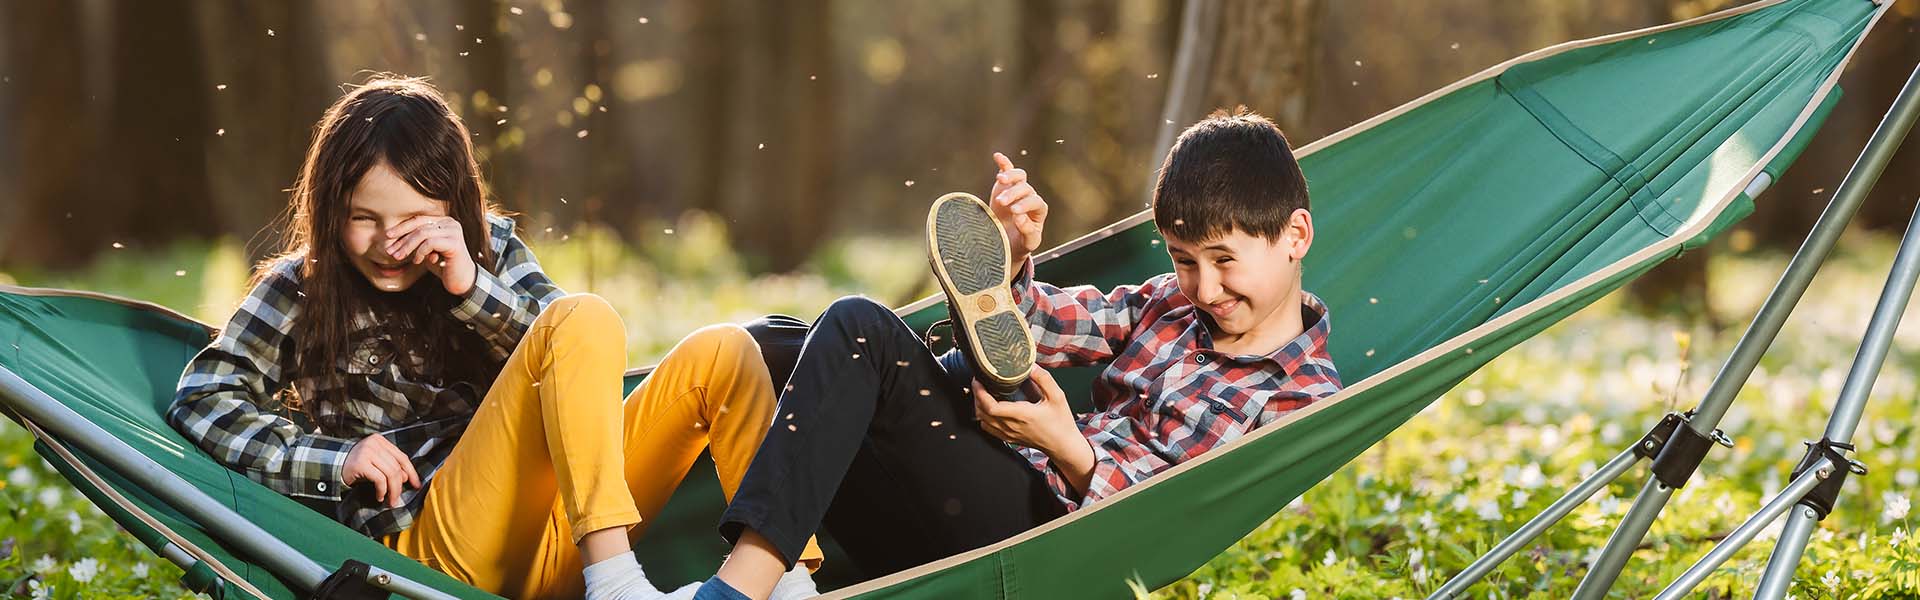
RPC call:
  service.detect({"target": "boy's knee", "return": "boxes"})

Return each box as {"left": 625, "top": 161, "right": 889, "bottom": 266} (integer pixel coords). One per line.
{"left": 820, "top": 295, "right": 893, "bottom": 327}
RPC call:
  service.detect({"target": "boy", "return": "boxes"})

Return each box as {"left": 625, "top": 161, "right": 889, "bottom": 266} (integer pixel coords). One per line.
{"left": 690, "top": 109, "right": 1342, "bottom": 600}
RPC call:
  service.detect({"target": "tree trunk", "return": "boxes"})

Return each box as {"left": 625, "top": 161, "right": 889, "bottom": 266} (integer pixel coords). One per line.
{"left": 1197, "top": 0, "right": 1320, "bottom": 133}
{"left": 684, "top": 0, "right": 836, "bottom": 272}
{"left": 0, "top": 1, "right": 221, "bottom": 269}
{"left": 192, "top": 1, "right": 331, "bottom": 257}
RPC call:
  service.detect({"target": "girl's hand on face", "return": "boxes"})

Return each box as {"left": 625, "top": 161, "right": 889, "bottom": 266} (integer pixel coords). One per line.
{"left": 385, "top": 215, "right": 478, "bottom": 296}
{"left": 343, "top": 433, "right": 421, "bottom": 508}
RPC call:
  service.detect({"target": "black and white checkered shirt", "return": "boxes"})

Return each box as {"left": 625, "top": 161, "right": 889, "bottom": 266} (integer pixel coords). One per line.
{"left": 168, "top": 214, "right": 564, "bottom": 537}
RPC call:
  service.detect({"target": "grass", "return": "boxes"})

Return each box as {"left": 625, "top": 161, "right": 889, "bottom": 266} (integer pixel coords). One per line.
{"left": 1, "top": 216, "right": 1915, "bottom": 598}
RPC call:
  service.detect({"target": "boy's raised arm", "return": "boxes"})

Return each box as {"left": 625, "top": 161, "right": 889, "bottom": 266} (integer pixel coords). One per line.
{"left": 986, "top": 153, "right": 1176, "bottom": 367}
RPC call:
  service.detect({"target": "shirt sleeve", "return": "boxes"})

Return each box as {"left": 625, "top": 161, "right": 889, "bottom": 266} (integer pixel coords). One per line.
{"left": 167, "top": 261, "right": 353, "bottom": 501}
{"left": 1024, "top": 411, "right": 1173, "bottom": 510}
{"left": 1010, "top": 259, "right": 1180, "bottom": 368}
{"left": 449, "top": 219, "right": 566, "bottom": 359}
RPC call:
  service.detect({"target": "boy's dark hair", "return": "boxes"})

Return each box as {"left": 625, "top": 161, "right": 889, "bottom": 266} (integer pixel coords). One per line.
{"left": 1152, "top": 107, "right": 1309, "bottom": 242}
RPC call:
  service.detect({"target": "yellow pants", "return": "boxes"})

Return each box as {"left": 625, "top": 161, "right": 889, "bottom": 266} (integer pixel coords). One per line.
{"left": 382, "top": 294, "right": 822, "bottom": 599}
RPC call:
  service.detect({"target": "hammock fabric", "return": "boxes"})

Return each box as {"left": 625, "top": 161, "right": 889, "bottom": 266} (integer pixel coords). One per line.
{"left": 0, "top": 0, "right": 1892, "bottom": 597}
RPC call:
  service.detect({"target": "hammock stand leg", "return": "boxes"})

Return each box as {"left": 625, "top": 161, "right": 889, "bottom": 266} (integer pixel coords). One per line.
{"left": 1586, "top": 61, "right": 1920, "bottom": 600}
{"left": 1432, "top": 60, "right": 1920, "bottom": 599}
{"left": 1660, "top": 194, "right": 1920, "bottom": 599}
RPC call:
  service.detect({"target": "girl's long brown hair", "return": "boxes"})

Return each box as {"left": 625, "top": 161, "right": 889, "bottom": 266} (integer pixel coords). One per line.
{"left": 262, "top": 74, "right": 502, "bottom": 427}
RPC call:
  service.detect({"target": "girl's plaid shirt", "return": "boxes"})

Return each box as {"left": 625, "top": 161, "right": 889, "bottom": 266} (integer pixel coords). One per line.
{"left": 168, "top": 214, "right": 564, "bottom": 537}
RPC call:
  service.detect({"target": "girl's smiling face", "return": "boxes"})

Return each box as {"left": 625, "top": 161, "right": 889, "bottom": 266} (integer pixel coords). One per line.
{"left": 341, "top": 161, "right": 449, "bottom": 292}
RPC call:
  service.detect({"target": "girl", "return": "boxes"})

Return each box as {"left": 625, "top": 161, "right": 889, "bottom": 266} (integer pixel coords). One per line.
{"left": 168, "top": 75, "right": 819, "bottom": 600}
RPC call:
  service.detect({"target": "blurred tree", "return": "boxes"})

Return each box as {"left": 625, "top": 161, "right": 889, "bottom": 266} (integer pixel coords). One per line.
{"left": 1, "top": 0, "right": 1914, "bottom": 303}
{"left": 0, "top": 1, "right": 223, "bottom": 269}
{"left": 682, "top": 0, "right": 837, "bottom": 272}
{"left": 192, "top": 1, "right": 333, "bottom": 257}
{"left": 1201, "top": 0, "right": 1321, "bottom": 133}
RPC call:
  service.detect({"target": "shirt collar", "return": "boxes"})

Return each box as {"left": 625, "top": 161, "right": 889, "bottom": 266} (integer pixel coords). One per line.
{"left": 1184, "top": 291, "right": 1333, "bottom": 372}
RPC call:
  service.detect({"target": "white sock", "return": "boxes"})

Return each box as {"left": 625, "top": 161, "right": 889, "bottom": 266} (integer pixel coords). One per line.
{"left": 770, "top": 564, "right": 820, "bottom": 600}
{"left": 584, "top": 551, "right": 665, "bottom": 600}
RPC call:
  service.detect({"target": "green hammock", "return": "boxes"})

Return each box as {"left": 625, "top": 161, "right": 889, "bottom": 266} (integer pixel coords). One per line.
{"left": 0, "top": 0, "right": 1892, "bottom": 597}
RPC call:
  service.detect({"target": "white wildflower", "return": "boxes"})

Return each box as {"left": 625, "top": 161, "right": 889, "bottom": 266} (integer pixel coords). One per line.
{"left": 1447, "top": 456, "right": 1468, "bottom": 476}
{"left": 1509, "top": 463, "right": 1546, "bottom": 490}
{"left": 1821, "top": 570, "right": 1840, "bottom": 591}
{"left": 37, "top": 487, "right": 61, "bottom": 508}
{"left": 1290, "top": 590, "right": 1307, "bottom": 600}
{"left": 1418, "top": 511, "right": 1438, "bottom": 533}
{"left": 66, "top": 510, "right": 82, "bottom": 534}
{"left": 133, "top": 562, "right": 150, "bottom": 578}
{"left": 1511, "top": 490, "right": 1530, "bottom": 508}
{"left": 1197, "top": 582, "right": 1212, "bottom": 597}
{"left": 1478, "top": 499, "right": 1503, "bottom": 521}
{"left": 8, "top": 466, "right": 33, "bottom": 487}
{"left": 1892, "top": 527, "right": 1908, "bottom": 548}
{"left": 1883, "top": 492, "right": 1910, "bottom": 523}
{"left": 1323, "top": 549, "right": 1337, "bottom": 566}
{"left": 1409, "top": 547, "right": 1425, "bottom": 566}
{"left": 1597, "top": 494, "right": 1622, "bottom": 515}
{"left": 31, "top": 555, "right": 56, "bottom": 573}
{"left": 68, "top": 558, "right": 99, "bottom": 583}
{"left": 1537, "top": 425, "right": 1563, "bottom": 449}
{"left": 28, "top": 580, "right": 49, "bottom": 600}
{"left": 1383, "top": 494, "right": 1404, "bottom": 514}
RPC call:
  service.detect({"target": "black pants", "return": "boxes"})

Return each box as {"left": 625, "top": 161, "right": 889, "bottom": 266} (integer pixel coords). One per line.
{"left": 727, "top": 296, "right": 1067, "bottom": 576}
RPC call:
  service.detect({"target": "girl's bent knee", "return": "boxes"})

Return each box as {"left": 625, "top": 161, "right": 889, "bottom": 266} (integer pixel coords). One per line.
{"left": 528, "top": 294, "right": 626, "bottom": 368}
{"left": 539, "top": 294, "right": 624, "bottom": 337}
{"left": 679, "top": 323, "right": 757, "bottom": 364}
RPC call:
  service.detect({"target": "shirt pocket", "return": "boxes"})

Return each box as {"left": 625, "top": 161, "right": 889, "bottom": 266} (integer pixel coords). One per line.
{"left": 335, "top": 339, "right": 393, "bottom": 376}
{"left": 1157, "top": 391, "right": 1248, "bottom": 425}
{"left": 1198, "top": 395, "right": 1249, "bottom": 423}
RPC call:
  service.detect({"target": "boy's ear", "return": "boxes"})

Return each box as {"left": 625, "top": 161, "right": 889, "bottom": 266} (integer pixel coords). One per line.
{"left": 1287, "top": 208, "right": 1314, "bottom": 261}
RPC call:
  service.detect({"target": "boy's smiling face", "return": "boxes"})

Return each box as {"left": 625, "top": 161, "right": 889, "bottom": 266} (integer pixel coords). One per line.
{"left": 1163, "top": 208, "right": 1314, "bottom": 351}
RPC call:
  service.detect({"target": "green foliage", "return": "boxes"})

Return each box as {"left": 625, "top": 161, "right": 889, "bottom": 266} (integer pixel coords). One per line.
{"left": 0, "top": 221, "right": 1916, "bottom": 598}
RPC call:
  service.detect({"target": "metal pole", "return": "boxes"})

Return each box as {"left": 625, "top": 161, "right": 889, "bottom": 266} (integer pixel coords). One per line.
{"left": 1752, "top": 194, "right": 1920, "bottom": 597}
{"left": 1822, "top": 203, "right": 1920, "bottom": 444}
{"left": 0, "top": 366, "right": 459, "bottom": 600}
{"left": 1573, "top": 61, "right": 1920, "bottom": 599}
{"left": 1653, "top": 460, "right": 1831, "bottom": 600}
{"left": 1752, "top": 506, "right": 1822, "bottom": 600}
{"left": 1429, "top": 447, "right": 1641, "bottom": 599}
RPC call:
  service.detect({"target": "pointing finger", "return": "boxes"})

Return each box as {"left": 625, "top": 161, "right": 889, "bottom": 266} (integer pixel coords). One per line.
{"left": 993, "top": 152, "right": 1015, "bottom": 173}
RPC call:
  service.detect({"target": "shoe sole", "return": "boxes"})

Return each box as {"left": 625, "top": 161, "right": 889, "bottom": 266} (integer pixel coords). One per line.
{"left": 926, "top": 192, "right": 1035, "bottom": 396}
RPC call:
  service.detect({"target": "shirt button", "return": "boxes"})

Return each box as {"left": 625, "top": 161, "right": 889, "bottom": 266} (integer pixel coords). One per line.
{"left": 1208, "top": 402, "right": 1226, "bottom": 414}
{"left": 368, "top": 356, "right": 379, "bottom": 365}
{"left": 1194, "top": 354, "right": 1209, "bottom": 364}
{"left": 317, "top": 482, "right": 328, "bottom": 492}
